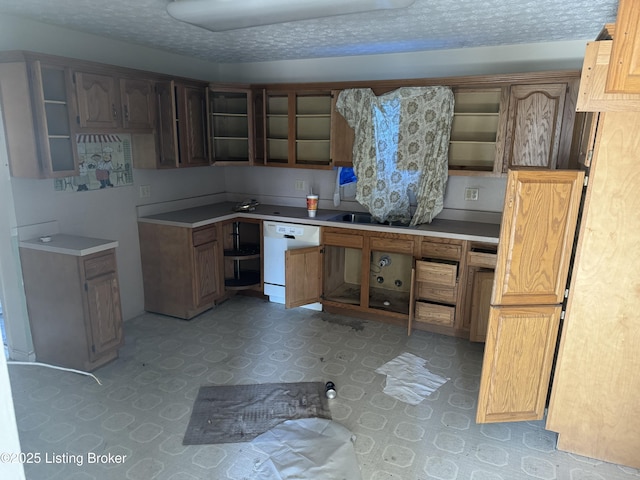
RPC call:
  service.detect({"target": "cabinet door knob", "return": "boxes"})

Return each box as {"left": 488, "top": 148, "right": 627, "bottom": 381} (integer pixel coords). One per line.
{"left": 112, "top": 104, "right": 118, "bottom": 120}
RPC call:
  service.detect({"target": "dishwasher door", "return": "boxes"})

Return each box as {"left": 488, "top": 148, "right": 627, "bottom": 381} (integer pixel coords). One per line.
{"left": 263, "top": 221, "right": 321, "bottom": 310}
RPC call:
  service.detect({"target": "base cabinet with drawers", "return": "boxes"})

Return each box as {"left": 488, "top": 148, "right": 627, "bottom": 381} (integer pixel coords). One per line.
{"left": 138, "top": 222, "right": 223, "bottom": 319}
{"left": 284, "top": 225, "right": 499, "bottom": 339}
{"left": 19, "top": 244, "right": 124, "bottom": 371}
{"left": 412, "top": 238, "right": 463, "bottom": 335}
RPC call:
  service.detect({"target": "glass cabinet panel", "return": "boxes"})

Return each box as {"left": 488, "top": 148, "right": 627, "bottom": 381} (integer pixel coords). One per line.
{"left": 30, "top": 61, "right": 79, "bottom": 177}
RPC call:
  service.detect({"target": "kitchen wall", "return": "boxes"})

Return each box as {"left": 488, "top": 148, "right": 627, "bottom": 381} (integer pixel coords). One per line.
{"left": 0, "top": 14, "right": 583, "bottom": 328}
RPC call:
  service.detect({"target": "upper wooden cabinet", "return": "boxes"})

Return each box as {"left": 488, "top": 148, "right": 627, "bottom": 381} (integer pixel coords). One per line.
{"left": 606, "top": 0, "right": 640, "bottom": 94}
{"left": 176, "top": 83, "right": 210, "bottom": 167}
{"left": 260, "top": 89, "right": 338, "bottom": 168}
{"left": 0, "top": 58, "right": 79, "bottom": 178}
{"left": 448, "top": 87, "right": 508, "bottom": 175}
{"left": 502, "top": 84, "right": 567, "bottom": 170}
{"left": 74, "top": 70, "right": 156, "bottom": 132}
{"left": 150, "top": 80, "right": 210, "bottom": 168}
{"left": 209, "top": 87, "right": 254, "bottom": 165}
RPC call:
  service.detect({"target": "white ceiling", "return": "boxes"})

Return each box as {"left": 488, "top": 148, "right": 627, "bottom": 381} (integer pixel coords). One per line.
{"left": 0, "top": 0, "right": 618, "bottom": 64}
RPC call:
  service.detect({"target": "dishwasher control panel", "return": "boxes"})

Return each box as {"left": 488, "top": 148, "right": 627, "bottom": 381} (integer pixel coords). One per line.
{"left": 275, "top": 225, "right": 304, "bottom": 236}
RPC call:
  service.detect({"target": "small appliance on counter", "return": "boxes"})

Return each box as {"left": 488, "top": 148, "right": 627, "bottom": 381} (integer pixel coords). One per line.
{"left": 233, "top": 199, "right": 259, "bottom": 212}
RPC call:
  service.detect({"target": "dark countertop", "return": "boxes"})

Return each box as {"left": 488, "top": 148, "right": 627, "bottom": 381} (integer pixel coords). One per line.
{"left": 138, "top": 202, "right": 500, "bottom": 243}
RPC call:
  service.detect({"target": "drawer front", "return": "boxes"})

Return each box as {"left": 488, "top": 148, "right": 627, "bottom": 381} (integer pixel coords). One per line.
{"left": 192, "top": 226, "right": 217, "bottom": 246}
{"left": 415, "top": 301, "right": 455, "bottom": 327}
{"left": 416, "top": 260, "right": 457, "bottom": 287}
{"left": 421, "top": 241, "right": 462, "bottom": 261}
{"left": 323, "top": 232, "right": 363, "bottom": 249}
{"left": 417, "top": 282, "right": 458, "bottom": 304}
{"left": 83, "top": 252, "right": 116, "bottom": 279}
{"left": 467, "top": 251, "right": 498, "bottom": 268}
{"left": 370, "top": 237, "right": 414, "bottom": 255}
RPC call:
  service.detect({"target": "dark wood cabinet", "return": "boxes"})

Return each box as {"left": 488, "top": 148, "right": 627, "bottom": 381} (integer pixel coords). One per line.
{"left": 74, "top": 70, "right": 155, "bottom": 131}
{"left": 176, "top": 83, "right": 210, "bottom": 167}
{"left": 138, "top": 222, "right": 223, "bottom": 319}
{"left": 0, "top": 58, "right": 80, "bottom": 178}
{"left": 19, "top": 246, "right": 123, "bottom": 371}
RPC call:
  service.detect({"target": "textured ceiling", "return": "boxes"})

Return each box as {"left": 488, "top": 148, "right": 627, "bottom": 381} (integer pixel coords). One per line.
{"left": 0, "top": 0, "right": 618, "bottom": 64}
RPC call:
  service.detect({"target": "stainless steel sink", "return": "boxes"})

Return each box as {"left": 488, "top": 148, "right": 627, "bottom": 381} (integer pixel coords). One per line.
{"left": 327, "top": 212, "right": 410, "bottom": 227}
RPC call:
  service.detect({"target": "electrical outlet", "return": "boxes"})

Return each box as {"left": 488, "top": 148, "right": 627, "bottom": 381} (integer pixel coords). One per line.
{"left": 464, "top": 187, "right": 479, "bottom": 201}
{"left": 139, "top": 185, "right": 151, "bottom": 198}
{"left": 295, "top": 180, "right": 305, "bottom": 191}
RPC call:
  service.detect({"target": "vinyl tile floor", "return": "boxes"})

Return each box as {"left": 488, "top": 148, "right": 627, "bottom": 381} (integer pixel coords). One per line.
{"left": 7, "top": 296, "right": 640, "bottom": 480}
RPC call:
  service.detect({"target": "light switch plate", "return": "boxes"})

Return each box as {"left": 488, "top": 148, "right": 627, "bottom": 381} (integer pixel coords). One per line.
{"left": 295, "top": 180, "right": 306, "bottom": 191}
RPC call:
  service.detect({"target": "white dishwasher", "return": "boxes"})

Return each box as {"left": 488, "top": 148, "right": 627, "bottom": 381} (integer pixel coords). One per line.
{"left": 263, "top": 221, "right": 322, "bottom": 311}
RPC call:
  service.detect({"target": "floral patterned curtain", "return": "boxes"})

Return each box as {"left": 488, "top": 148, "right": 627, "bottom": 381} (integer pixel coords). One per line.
{"left": 336, "top": 87, "right": 454, "bottom": 225}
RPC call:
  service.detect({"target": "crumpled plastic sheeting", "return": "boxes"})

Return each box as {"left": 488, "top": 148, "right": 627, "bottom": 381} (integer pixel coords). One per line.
{"left": 251, "top": 418, "right": 362, "bottom": 480}
{"left": 375, "top": 352, "right": 449, "bottom": 405}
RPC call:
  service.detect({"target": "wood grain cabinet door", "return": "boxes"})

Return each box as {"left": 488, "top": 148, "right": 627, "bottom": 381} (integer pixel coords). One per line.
{"left": 193, "top": 240, "right": 220, "bottom": 307}
{"left": 75, "top": 71, "right": 121, "bottom": 129}
{"left": 606, "top": 0, "right": 640, "bottom": 93}
{"left": 476, "top": 305, "right": 561, "bottom": 423}
{"left": 176, "top": 83, "right": 210, "bottom": 167}
{"left": 492, "top": 169, "right": 584, "bottom": 305}
{"left": 120, "top": 78, "right": 155, "bottom": 130}
{"left": 503, "top": 84, "right": 566, "bottom": 169}
{"left": 84, "top": 272, "right": 124, "bottom": 361}
{"left": 285, "top": 246, "right": 323, "bottom": 308}
{"left": 154, "top": 80, "right": 179, "bottom": 168}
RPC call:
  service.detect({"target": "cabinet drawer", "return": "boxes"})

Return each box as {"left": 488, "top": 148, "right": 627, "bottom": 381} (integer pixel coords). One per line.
{"left": 323, "top": 232, "right": 363, "bottom": 249}
{"left": 421, "top": 241, "right": 462, "bottom": 261}
{"left": 417, "top": 282, "right": 458, "bottom": 304}
{"left": 415, "top": 301, "right": 455, "bottom": 327}
{"left": 416, "top": 260, "right": 457, "bottom": 287}
{"left": 83, "top": 252, "right": 116, "bottom": 279}
{"left": 467, "top": 251, "right": 498, "bottom": 268}
{"left": 192, "top": 226, "right": 217, "bottom": 246}
{"left": 370, "top": 237, "right": 414, "bottom": 255}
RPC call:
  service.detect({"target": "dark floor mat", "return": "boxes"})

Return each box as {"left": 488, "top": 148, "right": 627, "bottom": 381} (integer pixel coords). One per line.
{"left": 183, "top": 382, "right": 332, "bottom": 445}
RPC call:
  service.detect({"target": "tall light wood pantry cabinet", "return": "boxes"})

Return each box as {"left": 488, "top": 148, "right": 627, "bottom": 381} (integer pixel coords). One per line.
{"left": 544, "top": 40, "right": 640, "bottom": 467}
{"left": 476, "top": 170, "right": 583, "bottom": 423}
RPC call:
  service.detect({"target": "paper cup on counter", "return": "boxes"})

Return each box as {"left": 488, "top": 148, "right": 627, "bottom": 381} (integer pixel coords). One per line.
{"left": 306, "top": 194, "right": 319, "bottom": 217}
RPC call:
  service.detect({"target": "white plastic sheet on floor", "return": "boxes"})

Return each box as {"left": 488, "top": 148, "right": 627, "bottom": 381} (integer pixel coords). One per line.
{"left": 251, "top": 418, "right": 362, "bottom": 480}
{"left": 375, "top": 352, "right": 449, "bottom": 405}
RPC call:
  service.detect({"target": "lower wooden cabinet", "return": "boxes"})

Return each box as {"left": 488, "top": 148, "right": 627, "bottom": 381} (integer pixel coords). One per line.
{"left": 19, "top": 247, "right": 123, "bottom": 371}
{"left": 138, "top": 222, "right": 223, "bottom": 319}
{"left": 476, "top": 305, "right": 562, "bottom": 423}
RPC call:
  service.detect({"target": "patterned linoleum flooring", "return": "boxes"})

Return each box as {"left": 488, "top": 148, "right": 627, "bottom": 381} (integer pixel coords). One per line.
{"left": 8, "top": 296, "right": 640, "bottom": 480}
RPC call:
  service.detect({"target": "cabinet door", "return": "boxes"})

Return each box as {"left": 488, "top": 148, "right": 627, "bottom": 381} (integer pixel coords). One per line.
{"left": 120, "top": 78, "right": 155, "bottom": 130}
{"left": 330, "top": 89, "right": 354, "bottom": 167}
{"left": 193, "top": 241, "right": 220, "bottom": 307}
{"left": 75, "top": 71, "right": 121, "bottom": 129}
{"left": 476, "top": 305, "right": 561, "bottom": 423}
{"left": 154, "top": 80, "right": 179, "bottom": 168}
{"left": 176, "top": 83, "right": 210, "bottom": 167}
{"left": 468, "top": 269, "right": 493, "bottom": 342}
{"left": 606, "top": 0, "right": 640, "bottom": 93}
{"left": 85, "top": 272, "right": 124, "bottom": 361}
{"left": 285, "top": 246, "right": 323, "bottom": 308}
{"left": 492, "top": 170, "right": 584, "bottom": 305}
{"left": 503, "top": 84, "right": 566, "bottom": 169}
{"left": 32, "top": 62, "right": 80, "bottom": 177}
